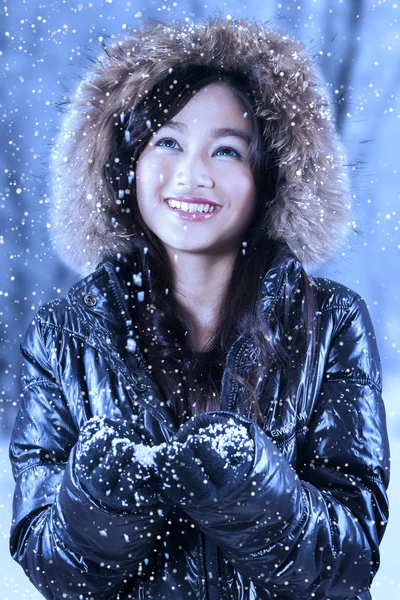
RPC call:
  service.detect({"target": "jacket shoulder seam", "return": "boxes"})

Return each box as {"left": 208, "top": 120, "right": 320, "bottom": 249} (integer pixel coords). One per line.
{"left": 22, "top": 377, "right": 59, "bottom": 392}
{"left": 323, "top": 375, "right": 381, "bottom": 394}
{"left": 15, "top": 461, "right": 67, "bottom": 481}
{"left": 318, "top": 301, "right": 354, "bottom": 314}
{"left": 36, "top": 318, "right": 88, "bottom": 344}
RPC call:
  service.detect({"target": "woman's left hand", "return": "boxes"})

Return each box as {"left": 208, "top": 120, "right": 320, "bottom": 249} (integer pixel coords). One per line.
{"left": 150, "top": 412, "right": 255, "bottom": 506}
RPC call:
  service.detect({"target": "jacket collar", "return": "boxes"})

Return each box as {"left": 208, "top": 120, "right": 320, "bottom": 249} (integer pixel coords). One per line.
{"left": 259, "top": 245, "right": 303, "bottom": 313}
{"left": 67, "top": 246, "right": 303, "bottom": 424}
{"left": 69, "top": 242, "right": 303, "bottom": 334}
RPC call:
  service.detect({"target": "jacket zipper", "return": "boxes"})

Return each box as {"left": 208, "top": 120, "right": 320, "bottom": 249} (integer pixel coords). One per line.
{"left": 86, "top": 333, "right": 174, "bottom": 430}
{"left": 216, "top": 545, "right": 225, "bottom": 600}
{"left": 198, "top": 532, "right": 207, "bottom": 600}
{"left": 227, "top": 272, "right": 285, "bottom": 412}
{"left": 107, "top": 267, "right": 158, "bottom": 387}
{"left": 202, "top": 536, "right": 223, "bottom": 600}
{"left": 81, "top": 266, "right": 175, "bottom": 431}
{"left": 227, "top": 341, "right": 248, "bottom": 411}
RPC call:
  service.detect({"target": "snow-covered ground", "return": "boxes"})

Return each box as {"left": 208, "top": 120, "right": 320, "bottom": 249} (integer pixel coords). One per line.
{"left": 1, "top": 377, "right": 399, "bottom": 599}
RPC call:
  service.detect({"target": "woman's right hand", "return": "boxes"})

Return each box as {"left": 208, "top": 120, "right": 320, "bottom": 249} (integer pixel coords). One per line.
{"left": 75, "top": 416, "right": 165, "bottom": 512}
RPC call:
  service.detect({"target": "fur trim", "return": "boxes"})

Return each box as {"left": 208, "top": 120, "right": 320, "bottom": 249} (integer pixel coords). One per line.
{"left": 50, "top": 15, "right": 353, "bottom": 275}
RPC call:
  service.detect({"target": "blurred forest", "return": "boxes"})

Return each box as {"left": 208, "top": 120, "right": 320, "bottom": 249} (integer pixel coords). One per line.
{"left": 1, "top": 0, "right": 399, "bottom": 597}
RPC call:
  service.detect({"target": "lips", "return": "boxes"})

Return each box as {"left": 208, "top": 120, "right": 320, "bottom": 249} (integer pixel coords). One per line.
{"left": 165, "top": 196, "right": 221, "bottom": 207}
{"left": 164, "top": 198, "right": 221, "bottom": 221}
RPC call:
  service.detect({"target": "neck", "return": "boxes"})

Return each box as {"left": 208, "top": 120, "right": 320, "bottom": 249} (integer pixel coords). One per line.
{"left": 166, "top": 247, "right": 239, "bottom": 351}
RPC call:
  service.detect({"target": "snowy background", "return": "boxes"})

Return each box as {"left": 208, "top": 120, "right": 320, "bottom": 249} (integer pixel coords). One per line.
{"left": 1, "top": 0, "right": 399, "bottom": 597}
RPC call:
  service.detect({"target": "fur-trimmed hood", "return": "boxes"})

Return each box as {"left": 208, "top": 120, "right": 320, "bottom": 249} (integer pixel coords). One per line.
{"left": 50, "top": 15, "right": 353, "bottom": 275}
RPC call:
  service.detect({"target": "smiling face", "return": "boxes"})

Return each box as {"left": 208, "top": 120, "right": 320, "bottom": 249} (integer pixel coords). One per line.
{"left": 135, "top": 82, "right": 258, "bottom": 261}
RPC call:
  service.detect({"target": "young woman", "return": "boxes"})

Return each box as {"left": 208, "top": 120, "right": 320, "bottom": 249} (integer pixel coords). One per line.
{"left": 9, "top": 15, "right": 390, "bottom": 600}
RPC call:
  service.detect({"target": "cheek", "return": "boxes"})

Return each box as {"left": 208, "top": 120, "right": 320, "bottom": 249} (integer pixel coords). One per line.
{"left": 136, "top": 156, "right": 169, "bottom": 199}
{"left": 136, "top": 158, "right": 155, "bottom": 208}
{"left": 136, "top": 157, "right": 151, "bottom": 191}
{"left": 225, "top": 170, "right": 257, "bottom": 207}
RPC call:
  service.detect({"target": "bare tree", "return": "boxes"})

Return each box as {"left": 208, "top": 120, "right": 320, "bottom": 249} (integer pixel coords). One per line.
{"left": 324, "top": 0, "right": 365, "bottom": 133}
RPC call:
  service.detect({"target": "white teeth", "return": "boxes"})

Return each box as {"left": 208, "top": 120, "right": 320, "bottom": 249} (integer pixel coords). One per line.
{"left": 166, "top": 199, "right": 217, "bottom": 213}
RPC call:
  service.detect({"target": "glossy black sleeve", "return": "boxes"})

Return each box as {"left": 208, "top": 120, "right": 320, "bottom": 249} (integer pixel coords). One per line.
{"left": 9, "top": 315, "right": 167, "bottom": 600}
{"left": 180, "top": 295, "right": 390, "bottom": 599}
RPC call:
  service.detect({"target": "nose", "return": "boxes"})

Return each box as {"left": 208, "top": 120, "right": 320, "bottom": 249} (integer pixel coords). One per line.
{"left": 173, "top": 151, "right": 214, "bottom": 189}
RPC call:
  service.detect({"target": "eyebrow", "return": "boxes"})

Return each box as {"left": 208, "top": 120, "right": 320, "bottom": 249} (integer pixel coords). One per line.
{"left": 160, "top": 120, "right": 252, "bottom": 146}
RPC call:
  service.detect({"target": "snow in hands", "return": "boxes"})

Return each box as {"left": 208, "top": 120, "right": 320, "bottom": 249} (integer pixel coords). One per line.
{"left": 181, "top": 419, "right": 254, "bottom": 466}
{"left": 75, "top": 415, "right": 255, "bottom": 509}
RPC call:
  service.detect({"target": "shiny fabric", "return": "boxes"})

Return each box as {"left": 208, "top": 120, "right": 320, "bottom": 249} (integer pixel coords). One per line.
{"left": 9, "top": 249, "right": 390, "bottom": 600}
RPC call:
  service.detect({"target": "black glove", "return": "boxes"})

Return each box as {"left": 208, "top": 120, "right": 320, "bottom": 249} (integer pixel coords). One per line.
{"left": 150, "top": 412, "right": 255, "bottom": 507}
{"left": 75, "top": 416, "right": 165, "bottom": 512}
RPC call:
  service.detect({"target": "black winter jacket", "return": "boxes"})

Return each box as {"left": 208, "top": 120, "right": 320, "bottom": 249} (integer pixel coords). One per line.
{"left": 9, "top": 249, "right": 390, "bottom": 600}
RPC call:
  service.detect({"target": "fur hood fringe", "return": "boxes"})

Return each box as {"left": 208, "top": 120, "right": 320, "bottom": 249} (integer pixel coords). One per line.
{"left": 50, "top": 15, "right": 353, "bottom": 275}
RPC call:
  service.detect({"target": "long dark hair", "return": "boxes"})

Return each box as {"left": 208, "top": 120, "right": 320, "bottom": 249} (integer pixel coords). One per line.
{"left": 105, "top": 65, "right": 318, "bottom": 426}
